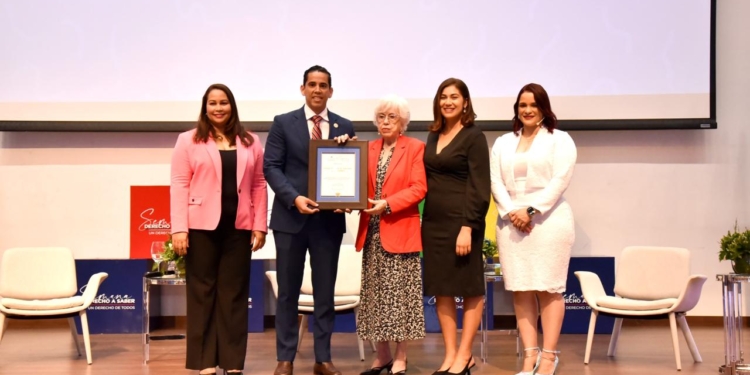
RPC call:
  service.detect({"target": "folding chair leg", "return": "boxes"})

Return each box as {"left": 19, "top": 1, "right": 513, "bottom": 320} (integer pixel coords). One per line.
{"left": 584, "top": 310, "right": 597, "bottom": 364}
{"left": 516, "top": 320, "right": 522, "bottom": 358}
{"left": 80, "top": 310, "right": 93, "bottom": 365}
{"left": 354, "top": 307, "right": 365, "bottom": 361}
{"left": 607, "top": 317, "right": 623, "bottom": 357}
{"left": 297, "top": 315, "right": 307, "bottom": 352}
{"left": 370, "top": 340, "right": 377, "bottom": 352}
{"left": 67, "top": 317, "right": 82, "bottom": 356}
{"left": 668, "top": 312, "right": 682, "bottom": 370}
{"left": 0, "top": 313, "right": 7, "bottom": 343}
{"left": 677, "top": 313, "right": 702, "bottom": 362}
{"left": 358, "top": 337, "right": 365, "bottom": 361}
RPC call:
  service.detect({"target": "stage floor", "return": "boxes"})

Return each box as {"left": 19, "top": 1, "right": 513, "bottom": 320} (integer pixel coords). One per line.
{"left": 0, "top": 323, "right": 729, "bottom": 374}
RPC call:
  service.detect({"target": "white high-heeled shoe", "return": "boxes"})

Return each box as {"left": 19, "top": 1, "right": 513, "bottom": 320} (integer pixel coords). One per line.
{"left": 533, "top": 348, "right": 560, "bottom": 375}
{"left": 515, "top": 347, "right": 541, "bottom": 375}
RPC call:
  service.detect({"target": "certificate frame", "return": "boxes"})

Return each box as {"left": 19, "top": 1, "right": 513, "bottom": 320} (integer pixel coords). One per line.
{"left": 308, "top": 139, "right": 368, "bottom": 210}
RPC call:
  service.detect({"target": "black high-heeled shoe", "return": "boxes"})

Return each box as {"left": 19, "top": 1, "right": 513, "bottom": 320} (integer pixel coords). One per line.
{"left": 360, "top": 359, "right": 393, "bottom": 375}
{"left": 445, "top": 358, "right": 472, "bottom": 375}
{"left": 388, "top": 358, "right": 408, "bottom": 374}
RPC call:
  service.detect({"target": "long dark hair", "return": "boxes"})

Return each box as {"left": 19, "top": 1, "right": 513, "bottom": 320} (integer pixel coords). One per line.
{"left": 429, "top": 78, "right": 477, "bottom": 132}
{"left": 193, "top": 83, "right": 252, "bottom": 147}
{"left": 512, "top": 83, "right": 557, "bottom": 135}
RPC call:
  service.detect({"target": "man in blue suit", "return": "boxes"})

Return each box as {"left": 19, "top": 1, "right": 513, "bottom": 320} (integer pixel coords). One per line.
{"left": 264, "top": 65, "right": 355, "bottom": 375}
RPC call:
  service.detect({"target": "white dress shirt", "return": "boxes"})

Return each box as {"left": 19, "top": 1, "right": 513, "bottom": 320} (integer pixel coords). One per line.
{"left": 304, "top": 104, "right": 330, "bottom": 140}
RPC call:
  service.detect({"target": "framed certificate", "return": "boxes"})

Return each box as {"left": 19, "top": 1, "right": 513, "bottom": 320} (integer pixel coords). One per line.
{"left": 308, "top": 140, "right": 368, "bottom": 210}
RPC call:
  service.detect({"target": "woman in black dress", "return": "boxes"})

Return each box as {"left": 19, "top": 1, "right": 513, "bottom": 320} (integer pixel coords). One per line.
{"left": 422, "top": 78, "right": 491, "bottom": 375}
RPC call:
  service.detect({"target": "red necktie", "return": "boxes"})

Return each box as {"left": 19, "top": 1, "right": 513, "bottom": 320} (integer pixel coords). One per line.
{"left": 311, "top": 115, "right": 322, "bottom": 140}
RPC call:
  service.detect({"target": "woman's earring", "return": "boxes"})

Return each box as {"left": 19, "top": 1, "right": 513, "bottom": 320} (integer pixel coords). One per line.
{"left": 463, "top": 108, "right": 467, "bottom": 113}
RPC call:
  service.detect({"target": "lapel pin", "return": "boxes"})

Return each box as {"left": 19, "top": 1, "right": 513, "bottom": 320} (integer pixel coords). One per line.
{"left": 333, "top": 123, "right": 339, "bottom": 128}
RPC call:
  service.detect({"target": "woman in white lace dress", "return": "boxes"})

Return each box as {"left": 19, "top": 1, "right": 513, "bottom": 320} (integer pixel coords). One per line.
{"left": 490, "top": 83, "right": 576, "bottom": 375}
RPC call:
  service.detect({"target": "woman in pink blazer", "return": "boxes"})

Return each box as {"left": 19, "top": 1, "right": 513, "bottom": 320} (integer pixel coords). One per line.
{"left": 170, "top": 83, "right": 267, "bottom": 375}
{"left": 347, "top": 95, "right": 427, "bottom": 375}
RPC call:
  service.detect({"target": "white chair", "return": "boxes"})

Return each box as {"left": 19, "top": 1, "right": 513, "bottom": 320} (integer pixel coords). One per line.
{"left": 266, "top": 244, "right": 375, "bottom": 361}
{"left": 0, "top": 247, "right": 108, "bottom": 364}
{"left": 575, "top": 246, "right": 707, "bottom": 371}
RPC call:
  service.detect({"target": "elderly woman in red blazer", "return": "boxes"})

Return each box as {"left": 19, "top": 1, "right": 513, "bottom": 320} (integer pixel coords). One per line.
{"left": 347, "top": 94, "right": 427, "bottom": 375}
{"left": 170, "top": 83, "right": 267, "bottom": 375}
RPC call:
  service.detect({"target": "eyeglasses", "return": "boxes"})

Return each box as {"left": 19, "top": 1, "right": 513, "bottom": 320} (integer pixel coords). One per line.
{"left": 376, "top": 113, "right": 399, "bottom": 123}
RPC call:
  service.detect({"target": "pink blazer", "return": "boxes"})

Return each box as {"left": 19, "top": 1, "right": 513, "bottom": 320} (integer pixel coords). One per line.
{"left": 170, "top": 129, "right": 268, "bottom": 234}
{"left": 354, "top": 136, "right": 427, "bottom": 253}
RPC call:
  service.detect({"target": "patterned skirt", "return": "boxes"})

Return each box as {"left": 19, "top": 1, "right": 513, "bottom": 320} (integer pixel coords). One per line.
{"left": 356, "top": 227, "right": 425, "bottom": 342}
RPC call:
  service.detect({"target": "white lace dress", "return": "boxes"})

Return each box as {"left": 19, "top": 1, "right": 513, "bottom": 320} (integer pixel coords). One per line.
{"left": 490, "top": 129, "right": 576, "bottom": 293}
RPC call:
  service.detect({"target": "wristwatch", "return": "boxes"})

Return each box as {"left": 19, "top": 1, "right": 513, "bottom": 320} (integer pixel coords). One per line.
{"left": 527, "top": 206, "right": 536, "bottom": 217}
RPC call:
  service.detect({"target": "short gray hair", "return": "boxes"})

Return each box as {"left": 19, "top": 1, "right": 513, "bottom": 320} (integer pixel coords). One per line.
{"left": 372, "top": 94, "right": 411, "bottom": 131}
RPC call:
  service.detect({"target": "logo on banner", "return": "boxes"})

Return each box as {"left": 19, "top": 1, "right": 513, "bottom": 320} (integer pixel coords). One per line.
{"left": 90, "top": 294, "right": 137, "bottom": 310}
{"left": 425, "top": 296, "right": 464, "bottom": 309}
{"left": 563, "top": 292, "right": 589, "bottom": 310}
{"left": 138, "top": 208, "right": 171, "bottom": 233}
{"left": 80, "top": 285, "right": 136, "bottom": 311}
{"left": 130, "top": 186, "right": 171, "bottom": 259}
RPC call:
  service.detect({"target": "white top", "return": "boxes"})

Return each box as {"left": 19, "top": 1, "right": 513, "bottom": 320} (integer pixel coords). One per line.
{"left": 304, "top": 104, "right": 330, "bottom": 139}
{"left": 490, "top": 128, "right": 577, "bottom": 219}
{"left": 513, "top": 152, "right": 528, "bottom": 180}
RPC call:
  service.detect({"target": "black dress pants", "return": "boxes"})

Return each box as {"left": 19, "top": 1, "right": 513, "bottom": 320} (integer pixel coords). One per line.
{"left": 185, "top": 218, "right": 252, "bottom": 370}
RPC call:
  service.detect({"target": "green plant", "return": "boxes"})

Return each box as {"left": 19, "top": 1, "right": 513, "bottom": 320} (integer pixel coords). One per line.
{"left": 482, "top": 238, "right": 498, "bottom": 260}
{"left": 720, "top": 222, "right": 750, "bottom": 274}
{"left": 152, "top": 234, "right": 184, "bottom": 272}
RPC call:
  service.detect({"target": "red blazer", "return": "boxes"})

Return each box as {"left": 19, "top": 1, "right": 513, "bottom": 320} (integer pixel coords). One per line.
{"left": 170, "top": 129, "right": 268, "bottom": 234}
{"left": 355, "top": 136, "right": 427, "bottom": 253}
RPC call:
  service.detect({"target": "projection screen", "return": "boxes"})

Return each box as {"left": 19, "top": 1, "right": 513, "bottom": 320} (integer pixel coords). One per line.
{"left": 0, "top": 0, "right": 716, "bottom": 131}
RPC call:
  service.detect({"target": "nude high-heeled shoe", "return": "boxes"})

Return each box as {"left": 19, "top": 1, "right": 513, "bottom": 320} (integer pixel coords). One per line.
{"left": 515, "top": 347, "right": 541, "bottom": 375}
{"left": 533, "top": 349, "right": 560, "bottom": 375}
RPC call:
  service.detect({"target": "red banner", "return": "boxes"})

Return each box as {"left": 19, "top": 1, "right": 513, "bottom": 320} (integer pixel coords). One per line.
{"left": 130, "top": 186, "right": 171, "bottom": 259}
